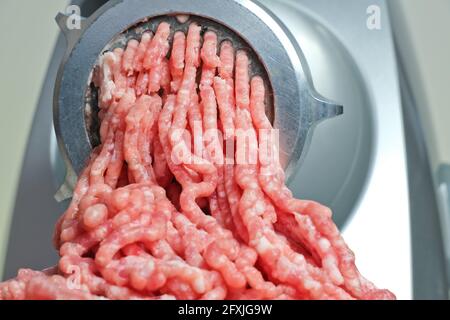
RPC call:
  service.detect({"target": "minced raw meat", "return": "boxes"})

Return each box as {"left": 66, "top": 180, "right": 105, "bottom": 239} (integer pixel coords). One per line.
{"left": 0, "top": 22, "right": 395, "bottom": 300}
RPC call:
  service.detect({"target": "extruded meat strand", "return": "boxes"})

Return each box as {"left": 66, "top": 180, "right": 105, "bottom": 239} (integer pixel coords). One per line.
{"left": 133, "top": 32, "right": 153, "bottom": 72}
{"left": 170, "top": 31, "right": 186, "bottom": 93}
{"left": 143, "top": 22, "right": 170, "bottom": 70}
{"left": 122, "top": 39, "right": 139, "bottom": 76}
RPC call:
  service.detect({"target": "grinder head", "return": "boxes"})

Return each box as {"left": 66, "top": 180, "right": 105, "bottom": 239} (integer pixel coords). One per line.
{"left": 54, "top": 0, "right": 342, "bottom": 199}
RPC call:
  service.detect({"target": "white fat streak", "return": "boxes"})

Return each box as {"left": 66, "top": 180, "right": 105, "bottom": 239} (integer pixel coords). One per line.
{"left": 303, "top": 279, "right": 321, "bottom": 291}
{"left": 256, "top": 236, "right": 272, "bottom": 253}
{"left": 323, "top": 256, "right": 344, "bottom": 285}
{"left": 254, "top": 200, "right": 265, "bottom": 214}
{"left": 193, "top": 276, "right": 206, "bottom": 294}
{"left": 318, "top": 238, "right": 331, "bottom": 252}
{"left": 176, "top": 14, "right": 190, "bottom": 24}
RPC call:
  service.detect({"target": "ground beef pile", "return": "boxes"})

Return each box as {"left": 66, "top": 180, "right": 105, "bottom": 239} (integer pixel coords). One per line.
{"left": 0, "top": 22, "right": 395, "bottom": 300}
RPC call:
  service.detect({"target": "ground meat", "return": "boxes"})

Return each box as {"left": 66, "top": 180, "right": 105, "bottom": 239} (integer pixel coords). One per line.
{"left": 0, "top": 21, "right": 395, "bottom": 300}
